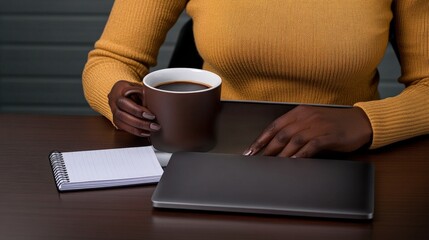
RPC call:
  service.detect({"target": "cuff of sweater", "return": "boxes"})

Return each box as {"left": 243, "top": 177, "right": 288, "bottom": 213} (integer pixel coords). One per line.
{"left": 353, "top": 89, "right": 427, "bottom": 149}
{"left": 353, "top": 102, "right": 384, "bottom": 149}
{"left": 83, "top": 63, "right": 143, "bottom": 127}
{"left": 83, "top": 75, "right": 115, "bottom": 124}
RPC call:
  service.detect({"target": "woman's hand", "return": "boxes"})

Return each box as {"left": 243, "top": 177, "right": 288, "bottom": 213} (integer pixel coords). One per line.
{"left": 108, "top": 80, "right": 161, "bottom": 137}
{"left": 243, "top": 105, "right": 373, "bottom": 158}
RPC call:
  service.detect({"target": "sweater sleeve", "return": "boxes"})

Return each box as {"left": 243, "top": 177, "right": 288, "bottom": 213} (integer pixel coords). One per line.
{"left": 354, "top": 0, "right": 429, "bottom": 149}
{"left": 82, "top": 0, "right": 187, "bottom": 122}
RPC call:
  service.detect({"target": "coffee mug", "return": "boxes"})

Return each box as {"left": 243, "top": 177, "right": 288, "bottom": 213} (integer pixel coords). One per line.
{"left": 143, "top": 68, "right": 222, "bottom": 153}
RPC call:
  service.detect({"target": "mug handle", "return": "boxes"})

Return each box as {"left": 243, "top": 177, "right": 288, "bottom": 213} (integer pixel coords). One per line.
{"left": 124, "top": 88, "right": 146, "bottom": 107}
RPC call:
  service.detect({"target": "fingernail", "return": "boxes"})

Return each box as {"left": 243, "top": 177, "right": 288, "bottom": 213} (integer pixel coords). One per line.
{"left": 290, "top": 155, "right": 297, "bottom": 158}
{"left": 142, "top": 112, "right": 155, "bottom": 120}
{"left": 140, "top": 132, "right": 150, "bottom": 137}
{"left": 243, "top": 149, "right": 253, "bottom": 156}
{"left": 150, "top": 123, "right": 161, "bottom": 131}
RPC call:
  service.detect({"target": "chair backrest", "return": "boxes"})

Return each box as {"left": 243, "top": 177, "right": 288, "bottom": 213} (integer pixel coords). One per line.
{"left": 168, "top": 19, "right": 204, "bottom": 69}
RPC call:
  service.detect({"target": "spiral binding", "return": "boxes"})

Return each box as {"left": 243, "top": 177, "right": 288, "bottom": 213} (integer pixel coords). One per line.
{"left": 49, "top": 151, "right": 70, "bottom": 188}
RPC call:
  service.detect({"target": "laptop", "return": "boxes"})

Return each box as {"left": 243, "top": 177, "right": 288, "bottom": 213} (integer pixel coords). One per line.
{"left": 152, "top": 152, "right": 374, "bottom": 220}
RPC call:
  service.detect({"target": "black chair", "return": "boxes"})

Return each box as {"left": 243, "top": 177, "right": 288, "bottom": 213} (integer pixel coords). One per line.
{"left": 389, "top": 1, "right": 400, "bottom": 63}
{"left": 389, "top": 17, "right": 400, "bottom": 63}
{"left": 168, "top": 19, "right": 204, "bottom": 69}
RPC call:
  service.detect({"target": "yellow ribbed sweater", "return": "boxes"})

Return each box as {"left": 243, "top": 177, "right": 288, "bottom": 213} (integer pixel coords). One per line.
{"left": 82, "top": 0, "right": 429, "bottom": 149}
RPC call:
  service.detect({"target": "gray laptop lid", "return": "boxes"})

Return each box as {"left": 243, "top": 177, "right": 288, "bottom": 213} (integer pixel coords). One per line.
{"left": 152, "top": 152, "right": 374, "bottom": 220}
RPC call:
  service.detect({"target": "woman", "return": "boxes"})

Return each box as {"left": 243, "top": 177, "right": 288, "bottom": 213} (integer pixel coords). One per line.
{"left": 82, "top": 0, "right": 429, "bottom": 158}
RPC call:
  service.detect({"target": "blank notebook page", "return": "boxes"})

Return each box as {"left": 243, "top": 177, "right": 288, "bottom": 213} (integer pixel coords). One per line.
{"left": 62, "top": 146, "right": 162, "bottom": 182}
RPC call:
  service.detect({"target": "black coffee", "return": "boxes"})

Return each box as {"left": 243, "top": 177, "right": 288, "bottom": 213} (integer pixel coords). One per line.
{"left": 155, "top": 81, "right": 210, "bottom": 92}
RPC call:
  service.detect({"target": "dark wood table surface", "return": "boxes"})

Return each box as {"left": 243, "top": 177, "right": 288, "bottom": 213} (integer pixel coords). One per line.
{"left": 1, "top": 102, "right": 428, "bottom": 240}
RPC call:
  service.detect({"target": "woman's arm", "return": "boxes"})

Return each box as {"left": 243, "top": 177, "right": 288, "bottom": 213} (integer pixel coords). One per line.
{"left": 245, "top": 0, "right": 429, "bottom": 157}
{"left": 354, "top": 0, "right": 429, "bottom": 149}
{"left": 82, "top": 0, "right": 187, "bottom": 123}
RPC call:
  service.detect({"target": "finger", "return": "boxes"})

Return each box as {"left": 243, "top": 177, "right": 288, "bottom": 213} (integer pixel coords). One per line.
{"left": 244, "top": 114, "right": 296, "bottom": 155}
{"left": 113, "top": 107, "right": 160, "bottom": 132}
{"left": 116, "top": 96, "right": 155, "bottom": 120}
{"left": 292, "top": 135, "right": 335, "bottom": 158}
{"left": 243, "top": 122, "right": 279, "bottom": 156}
{"left": 244, "top": 114, "right": 298, "bottom": 156}
{"left": 263, "top": 126, "right": 308, "bottom": 156}
{"left": 114, "top": 117, "right": 151, "bottom": 137}
{"left": 276, "top": 131, "right": 313, "bottom": 157}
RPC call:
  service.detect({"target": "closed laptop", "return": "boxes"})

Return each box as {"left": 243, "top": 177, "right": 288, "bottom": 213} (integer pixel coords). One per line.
{"left": 152, "top": 152, "right": 374, "bottom": 220}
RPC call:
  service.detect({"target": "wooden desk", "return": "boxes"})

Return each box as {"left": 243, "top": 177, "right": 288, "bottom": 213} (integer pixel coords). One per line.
{"left": 1, "top": 102, "right": 428, "bottom": 240}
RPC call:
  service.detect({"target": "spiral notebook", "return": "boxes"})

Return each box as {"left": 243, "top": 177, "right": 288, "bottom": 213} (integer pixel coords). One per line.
{"left": 49, "top": 146, "right": 163, "bottom": 191}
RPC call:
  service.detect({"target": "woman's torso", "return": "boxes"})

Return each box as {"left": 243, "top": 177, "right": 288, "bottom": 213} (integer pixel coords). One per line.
{"left": 187, "top": 0, "right": 393, "bottom": 105}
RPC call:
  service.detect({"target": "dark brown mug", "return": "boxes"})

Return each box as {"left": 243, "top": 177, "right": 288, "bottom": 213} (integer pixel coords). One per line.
{"left": 143, "top": 68, "right": 222, "bottom": 153}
